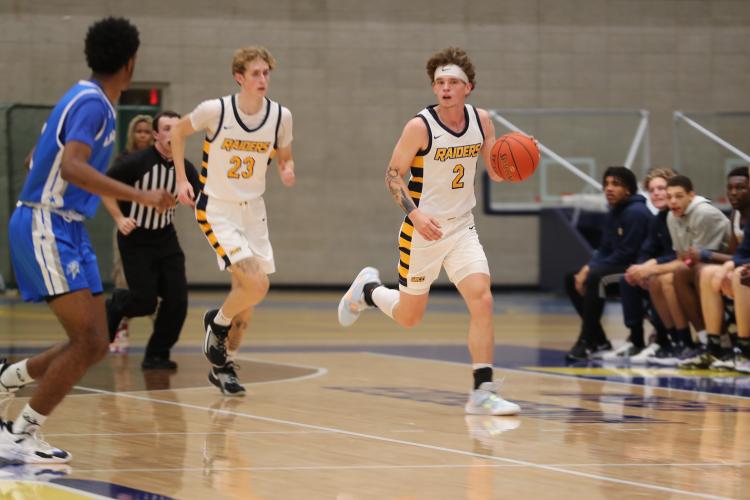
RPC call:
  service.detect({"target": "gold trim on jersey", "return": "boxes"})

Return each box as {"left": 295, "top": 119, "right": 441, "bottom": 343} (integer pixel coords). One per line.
{"left": 195, "top": 195, "right": 231, "bottom": 267}
{"left": 407, "top": 156, "right": 425, "bottom": 207}
{"left": 199, "top": 140, "right": 210, "bottom": 186}
{"left": 397, "top": 218, "right": 414, "bottom": 287}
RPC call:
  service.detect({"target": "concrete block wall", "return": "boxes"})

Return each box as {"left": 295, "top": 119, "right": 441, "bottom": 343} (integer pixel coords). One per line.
{"left": 2, "top": 0, "right": 750, "bottom": 286}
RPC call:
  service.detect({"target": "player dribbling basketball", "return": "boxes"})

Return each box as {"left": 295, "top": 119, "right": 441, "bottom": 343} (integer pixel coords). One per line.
{"left": 338, "top": 47, "right": 520, "bottom": 416}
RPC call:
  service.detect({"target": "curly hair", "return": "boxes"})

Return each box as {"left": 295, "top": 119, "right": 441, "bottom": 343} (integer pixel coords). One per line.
{"left": 643, "top": 167, "right": 676, "bottom": 191}
{"left": 232, "top": 46, "right": 276, "bottom": 75}
{"left": 124, "top": 114, "right": 152, "bottom": 153}
{"left": 85, "top": 17, "right": 140, "bottom": 75}
{"left": 425, "top": 47, "right": 477, "bottom": 88}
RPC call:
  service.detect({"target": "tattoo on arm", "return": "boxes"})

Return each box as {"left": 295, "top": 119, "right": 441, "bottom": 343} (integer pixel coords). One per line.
{"left": 386, "top": 166, "right": 417, "bottom": 215}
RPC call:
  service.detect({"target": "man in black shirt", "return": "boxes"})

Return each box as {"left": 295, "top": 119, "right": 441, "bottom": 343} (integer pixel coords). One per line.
{"left": 103, "top": 110, "right": 200, "bottom": 369}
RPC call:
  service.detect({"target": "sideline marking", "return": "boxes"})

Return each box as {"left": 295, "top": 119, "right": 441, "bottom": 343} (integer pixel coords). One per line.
{"left": 71, "top": 462, "right": 750, "bottom": 473}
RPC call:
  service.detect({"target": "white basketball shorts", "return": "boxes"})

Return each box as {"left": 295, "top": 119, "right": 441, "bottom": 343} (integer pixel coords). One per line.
{"left": 397, "top": 211, "right": 489, "bottom": 295}
{"left": 195, "top": 193, "right": 275, "bottom": 274}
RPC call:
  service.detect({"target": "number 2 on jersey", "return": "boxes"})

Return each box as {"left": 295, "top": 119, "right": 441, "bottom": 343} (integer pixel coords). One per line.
{"left": 452, "top": 164, "right": 464, "bottom": 189}
{"left": 227, "top": 155, "right": 255, "bottom": 179}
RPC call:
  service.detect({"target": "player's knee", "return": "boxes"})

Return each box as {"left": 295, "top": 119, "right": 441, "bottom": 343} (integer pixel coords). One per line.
{"left": 466, "top": 290, "right": 493, "bottom": 319}
{"left": 255, "top": 273, "right": 270, "bottom": 297}
{"left": 240, "top": 273, "right": 269, "bottom": 304}
{"left": 401, "top": 316, "right": 421, "bottom": 329}
{"left": 91, "top": 334, "right": 110, "bottom": 362}
{"left": 75, "top": 329, "right": 109, "bottom": 364}
{"left": 657, "top": 273, "right": 673, "bottom": 288}
{"left": 400, "top": 309, "right": 425, "bottom": 329}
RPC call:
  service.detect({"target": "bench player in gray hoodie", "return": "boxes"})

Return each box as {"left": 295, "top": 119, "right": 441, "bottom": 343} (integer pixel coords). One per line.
{"left": 626, "top": 174, "right": 730, "bottom": 365}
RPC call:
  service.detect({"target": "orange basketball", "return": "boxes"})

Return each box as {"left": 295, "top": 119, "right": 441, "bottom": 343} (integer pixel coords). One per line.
{"left": 490, "top": 132, "right": 540, "bottom": 183}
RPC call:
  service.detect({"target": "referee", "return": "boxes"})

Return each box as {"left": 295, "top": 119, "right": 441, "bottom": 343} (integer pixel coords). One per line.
{"left": 103, "top": 110, "right": 199, "bottom": 370}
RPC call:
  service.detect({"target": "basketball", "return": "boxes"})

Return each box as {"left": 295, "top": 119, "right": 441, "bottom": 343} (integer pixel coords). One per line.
{"left": 490, "top": 132, "right": 540, "bottom": 183}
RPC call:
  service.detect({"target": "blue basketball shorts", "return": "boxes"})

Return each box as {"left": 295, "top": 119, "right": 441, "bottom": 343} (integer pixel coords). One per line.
{"left": 9, "top": 205, "right": 102, "bottom": 303}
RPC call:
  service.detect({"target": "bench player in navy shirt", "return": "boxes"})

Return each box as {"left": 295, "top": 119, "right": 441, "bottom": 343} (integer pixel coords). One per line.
{"left": 0, "top": 17, "right": 173, "bottom": 463}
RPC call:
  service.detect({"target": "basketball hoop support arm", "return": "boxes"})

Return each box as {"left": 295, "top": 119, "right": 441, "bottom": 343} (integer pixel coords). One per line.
{"left": 674, "top": 111, "right": 750, "bottom": 164}
{"left": 624, "top": 110, "right": 649, "bottom": 170}
{"left": 489, "top": 110, "right": 602, "bottom": 190}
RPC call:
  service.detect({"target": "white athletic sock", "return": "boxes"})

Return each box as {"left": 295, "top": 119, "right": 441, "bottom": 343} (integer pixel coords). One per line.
{"left": 1, "top": 359, "right": 32, "bottom": 389}
{"left": 214, "top": 309, "right": 232, "bottom": 327}
{"left": 13, "top": 404, "right": 46, "bottom": 435}
{"left": 227, "top": 349, "right": 237, "bottom": 361}
{"left": 372, "top": 286, "right": 400, "bottom": 319}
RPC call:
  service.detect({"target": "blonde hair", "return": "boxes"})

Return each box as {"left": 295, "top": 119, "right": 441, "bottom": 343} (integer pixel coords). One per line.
{"left": 426, "top": 47, "right": 477, "bottom": 88}
{"left": 643, "top": 167, "right": 676, "bottom": 191}
{"left": 232, "top": 46, "right": 276, "bottom": 75}
{"left": 125, "top": 114, "right": 153, "bottom": 153}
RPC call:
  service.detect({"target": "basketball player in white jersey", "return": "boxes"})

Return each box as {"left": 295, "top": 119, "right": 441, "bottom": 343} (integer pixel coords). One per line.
{"left": 171, "top": 46, "right": 295, "bottom": 395}
{"left": 338, "top": 47, "right": 519, "bottom": 415}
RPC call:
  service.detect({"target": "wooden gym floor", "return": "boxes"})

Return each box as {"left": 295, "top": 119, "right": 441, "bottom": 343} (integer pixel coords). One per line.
{"left": 0, "top": 290, "right": 748, "bottom": 499}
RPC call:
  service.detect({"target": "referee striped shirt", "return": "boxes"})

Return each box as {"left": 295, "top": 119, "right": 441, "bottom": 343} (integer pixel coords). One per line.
{"left": 107, "top": 146, "right": 199, "bottom": 232}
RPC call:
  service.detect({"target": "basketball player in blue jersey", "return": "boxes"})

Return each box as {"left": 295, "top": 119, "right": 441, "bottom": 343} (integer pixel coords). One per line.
{"left": 0, "top": 18, "right": 174, "bottom": 463}
{"left": 171, "top": 47, "right": 295, "bottom": 396}
{"left": 338, "top": 47, "right": 520, "bottom": 416}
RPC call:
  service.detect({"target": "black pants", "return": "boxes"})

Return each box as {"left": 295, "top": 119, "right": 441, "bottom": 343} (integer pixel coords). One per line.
{"left": 111, "top": 229, "right": 188, "bottom": 359}
{"left": 619, "top": 277, "right": 650, "bottom": 330}
{"left": 565, "top": 264, "right": 627, "bottom": 345}
{"left": 619, "top": 277, "right": 666, "bottom": 328}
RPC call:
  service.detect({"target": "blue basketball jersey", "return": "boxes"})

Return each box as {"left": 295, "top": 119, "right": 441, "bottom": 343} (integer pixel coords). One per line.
{"left": 18, "top": 80, "right": 117, "bottom": 218}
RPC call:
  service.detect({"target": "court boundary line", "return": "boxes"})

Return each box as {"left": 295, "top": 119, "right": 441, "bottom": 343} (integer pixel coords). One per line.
{"left": 43, "top": 429, "right": 424, "bottom": 437}
{"left": 70, "top": 462, "right": 750, "bottom": 473}
{"left": 361, "top": 351, "right": 750, "bottom": 402}
{"left": 72, "top": 384, "right": 731, "bottom": 500}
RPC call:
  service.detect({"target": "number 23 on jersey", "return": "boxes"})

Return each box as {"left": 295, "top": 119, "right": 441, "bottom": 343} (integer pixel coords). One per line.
{"left": 227, "top": 155, "right": 255, "bottom": 179}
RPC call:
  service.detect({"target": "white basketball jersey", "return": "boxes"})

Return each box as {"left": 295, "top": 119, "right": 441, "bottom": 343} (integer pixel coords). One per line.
{"left": 199, "top": 96, "right": 282, "bottom": 202}
{"left": 409, "top": 105, "right": 484, "bottom": 219}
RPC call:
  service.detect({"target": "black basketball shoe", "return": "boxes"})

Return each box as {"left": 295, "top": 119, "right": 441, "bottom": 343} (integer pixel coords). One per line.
{"left": 208, "top": 362, "right": 246, "bottom": 397}
{"left": 203, "top": 309, "right": 230, "bottom": 367}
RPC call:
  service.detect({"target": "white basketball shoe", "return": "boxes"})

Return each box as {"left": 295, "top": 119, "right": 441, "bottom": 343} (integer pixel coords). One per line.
{"left": 0, "top": 359, "right": 24, "bottom": 395}
{"left": 628, "top": 343, "right": 660, "bottom": 364}
{"left": 465, "top": 382, "right": 520, "bottom": 416}
{"left": 337, "top": 267, "right": 380, "bottom": 327}
{"left": 0, "top": 420, "right": 71, "bottom": 464}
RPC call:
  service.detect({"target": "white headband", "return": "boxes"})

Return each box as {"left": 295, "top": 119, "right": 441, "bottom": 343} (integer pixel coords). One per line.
{"left": 434, "top": 64, "right": 469, "bottom": 84}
